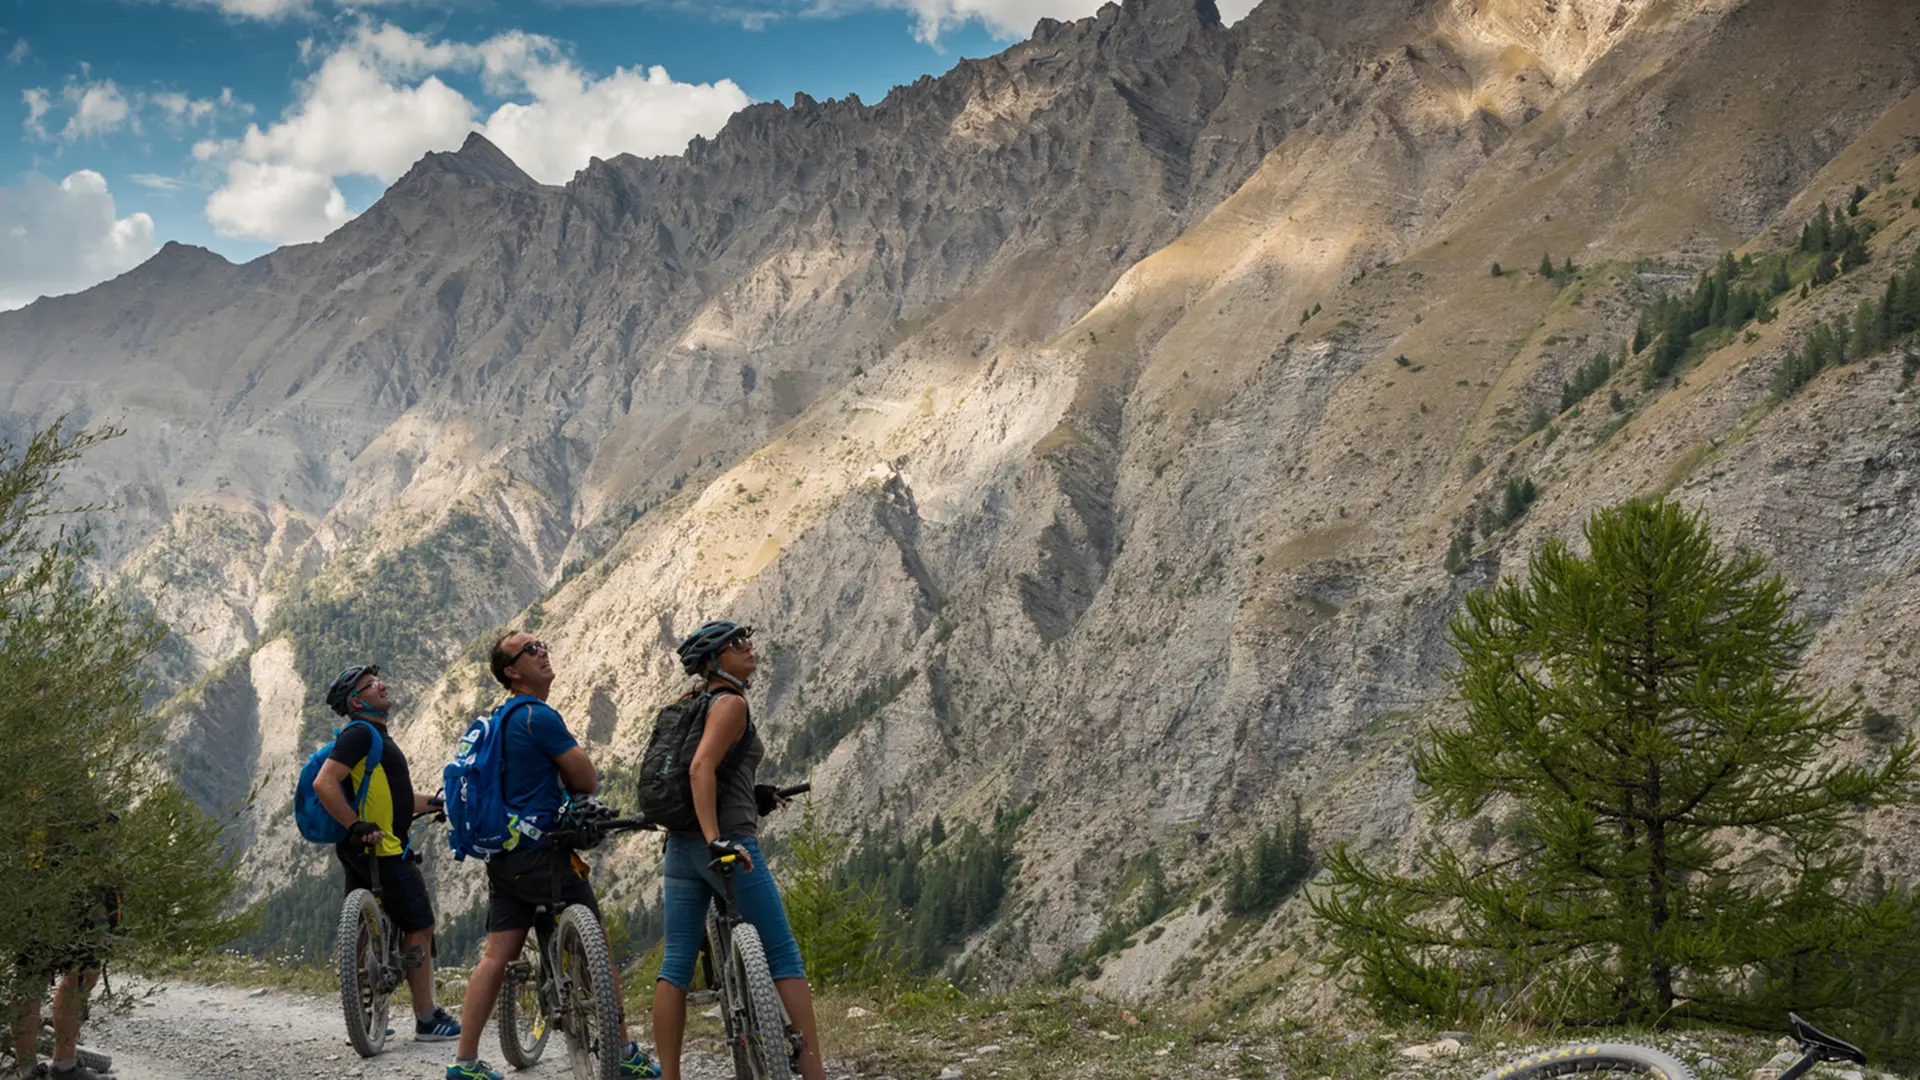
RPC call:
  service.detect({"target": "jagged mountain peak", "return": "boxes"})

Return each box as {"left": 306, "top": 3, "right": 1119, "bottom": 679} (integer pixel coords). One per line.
{"left": 394, "top": 131, "right": 540, "bottom": 190}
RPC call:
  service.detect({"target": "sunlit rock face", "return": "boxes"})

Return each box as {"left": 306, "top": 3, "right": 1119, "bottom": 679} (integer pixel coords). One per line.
{"left": 5, "top": 0, "right": 1920, "bottom": 1002}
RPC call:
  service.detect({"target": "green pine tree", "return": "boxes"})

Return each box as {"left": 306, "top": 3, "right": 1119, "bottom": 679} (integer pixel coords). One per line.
{"left": 0, "top": 424, "right": 245, "bottom": 1006}
{"left": 1314, "top": 499, "right": 1920, "bottom": 1032}
{"left": 1539, "top": 253, "right": 1556, "bottom": 279}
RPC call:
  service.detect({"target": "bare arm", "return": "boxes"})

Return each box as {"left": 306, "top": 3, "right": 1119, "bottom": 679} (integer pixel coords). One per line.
{"left": 555, "top": 746, "right": 598, "bottom": 795}
{"left": 315, "top": 759, "right": 383, "bottom": 845}
{"left": 690, "top": 694, "right": 748, "bottom": 846}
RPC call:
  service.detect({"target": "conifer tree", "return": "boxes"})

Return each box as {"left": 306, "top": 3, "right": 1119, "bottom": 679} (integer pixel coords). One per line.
{"left": 0, "top": 424, "right": 243, "bottom": 1006}
{"left": 1540, "top": 253, "right": 1556, "bottom": 279}
{"left": 1315, "top": 499, "right": 1920, "bottom": 1029}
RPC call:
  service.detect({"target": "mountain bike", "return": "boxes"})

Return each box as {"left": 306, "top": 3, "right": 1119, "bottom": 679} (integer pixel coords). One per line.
{"left": 496, "top": 804, "right": 652, "bottom": 1079}
{"left": 1467, "top": 1012, "right": 1867, "bottom": 1079}
{"left": 693, "top": 782, "right": 810, "bottom": 1080}
{"left": 337, "top": 804, "right": 444, "bottom": 1059}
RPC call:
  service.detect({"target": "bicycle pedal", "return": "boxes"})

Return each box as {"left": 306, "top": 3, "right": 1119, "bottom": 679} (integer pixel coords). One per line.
{"left": 686, "top": 990, "right": 718, "bottom": 1006}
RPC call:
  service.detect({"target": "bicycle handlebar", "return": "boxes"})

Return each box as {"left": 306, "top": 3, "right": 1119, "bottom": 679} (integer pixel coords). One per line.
{"left": 775, "top": 783, "right": 810, "bottom": 799}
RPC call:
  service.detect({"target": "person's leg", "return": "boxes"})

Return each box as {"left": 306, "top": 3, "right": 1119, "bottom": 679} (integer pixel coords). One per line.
{"left": 48, "top": 968, "right": 98, "bottom": 1061}
{"left": 384, "top": 857, "right": 441, "bottom": 1020}
{"left": 453, "top": 927, "right": 528, "bottom": 1062}
{"left": 731, "top": 837, "right": 822, "bottom": 1080}
{"left": 8, "top": 984, "right": 42, "bottom": 1069}
{"left": 652, "top": 836, "right": 717, "bottom": 1080}
{"left": 773, "top": 980, "right": 826, "bottom": 1080}
{"left": 404, "top": 926, "right": 437, "bottom": 1015}
{"left": 649, "top": 984, "right": 687, "bottom": 1080}
{"left": 453, "top": 854, "right": 540, "bottom": 1069}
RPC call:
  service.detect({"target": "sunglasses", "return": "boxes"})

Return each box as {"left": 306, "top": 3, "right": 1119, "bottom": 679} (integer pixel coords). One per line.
{"left": 514, "top": 640, "right": 550, "bottom": 661}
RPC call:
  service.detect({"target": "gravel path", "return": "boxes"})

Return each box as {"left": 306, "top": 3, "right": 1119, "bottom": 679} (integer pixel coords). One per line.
{"left": 85, "top": 979, "right": 744, "bottom": 1080}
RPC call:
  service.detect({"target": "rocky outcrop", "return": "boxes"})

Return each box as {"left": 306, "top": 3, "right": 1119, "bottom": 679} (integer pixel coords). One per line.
{"left": 4, "top": 0, "right": 1920, "bottom": 1000}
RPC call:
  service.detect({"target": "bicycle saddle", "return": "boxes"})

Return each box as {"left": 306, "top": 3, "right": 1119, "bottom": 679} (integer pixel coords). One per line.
{"left": 1789, "top": 1013, "right": 1867, "bottom": 1064}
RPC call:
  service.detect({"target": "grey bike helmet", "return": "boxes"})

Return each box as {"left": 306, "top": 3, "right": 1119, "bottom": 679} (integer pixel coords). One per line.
{"left": 676, "top": 621, "right": 752, "bottom": 675}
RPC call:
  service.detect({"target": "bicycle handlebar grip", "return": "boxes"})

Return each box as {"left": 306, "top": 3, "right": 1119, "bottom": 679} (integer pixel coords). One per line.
{"left": 776, "top": 783, "right": 811, "bottom": 799}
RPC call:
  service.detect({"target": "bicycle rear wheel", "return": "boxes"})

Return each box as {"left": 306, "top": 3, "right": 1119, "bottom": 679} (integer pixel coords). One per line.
{"left": 556, "top": 905, "right": 624, "bottom": 1080}
{"left": 498, "top": 934, "right": 550, "bottom": 1069}
{"left": 728, "top": 923, "right": 791, "bottom": 1080}
{"left": 336, "top": 888, "right": 391, "bottom": 1059}
{"left": 1469, "top": 1042, "right": 1697, "bottom": 1079}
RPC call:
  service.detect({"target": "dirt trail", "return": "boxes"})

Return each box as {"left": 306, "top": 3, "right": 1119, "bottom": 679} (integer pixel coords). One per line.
{"left": 85, "top": 979, "right": 749, "bottom": 1080}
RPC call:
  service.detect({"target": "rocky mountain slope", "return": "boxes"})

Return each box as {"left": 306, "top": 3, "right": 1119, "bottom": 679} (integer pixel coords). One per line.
{"left": 5, "top": 0, "right": 1920, "bottom": 1008}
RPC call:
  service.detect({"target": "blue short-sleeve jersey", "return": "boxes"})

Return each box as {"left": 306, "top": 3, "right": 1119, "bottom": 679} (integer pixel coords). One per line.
{"left": 496, "top": 695, "right": 579, "bottom": 845}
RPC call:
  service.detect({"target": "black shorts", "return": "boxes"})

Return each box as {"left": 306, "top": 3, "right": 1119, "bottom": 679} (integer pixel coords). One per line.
{"left": 337, "top": 848, "right": 437, "bottom": 934}
{"left": 15, "top": 888, "right": 120, "bottom": 978}
{"left": 485, "top": 844, "right": 600, "bottom": 933}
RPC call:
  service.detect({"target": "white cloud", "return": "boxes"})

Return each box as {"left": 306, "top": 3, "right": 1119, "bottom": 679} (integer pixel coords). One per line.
{"left": 198, "top": 23, "right": 749, "bottom": 243}
{"left": 21, "top": 78, "right": 244, "bottom": 142}
{"left": 7, "top": 40, "right": 29, "bottom": 66}
{"left": 22, "top": 88, "right": 49, "bottom": 138}
{"left": 0, "top": 171, "right": 157, "bottom": 310}
{"left": 132, "top": 173, "right": 188, "bottom": 191}
{"left": 64, "top": 81, "right": 131, "bottom": 140}
{"left": 612, "top": 0, "right": 1255, "bottom": 41}
{"left": 205, "top": 160, "right": 350, "bottom": 243}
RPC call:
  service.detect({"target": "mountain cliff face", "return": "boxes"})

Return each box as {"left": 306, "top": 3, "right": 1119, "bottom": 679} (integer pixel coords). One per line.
{"left": 6, "top": 0, "right": 1920, "bottom": 1004}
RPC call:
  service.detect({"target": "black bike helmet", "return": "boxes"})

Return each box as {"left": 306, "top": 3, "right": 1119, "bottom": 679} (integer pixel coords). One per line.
{"left": 326, "top": 664, "right": 380, "bottom": 716}
{"left": 676, "top": 621, "right": 751, "bottom": 675}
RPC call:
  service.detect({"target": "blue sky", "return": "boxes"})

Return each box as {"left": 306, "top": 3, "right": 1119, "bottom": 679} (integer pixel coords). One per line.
{"left": 0, "top": 0, "right": 1253, "bottom": 309}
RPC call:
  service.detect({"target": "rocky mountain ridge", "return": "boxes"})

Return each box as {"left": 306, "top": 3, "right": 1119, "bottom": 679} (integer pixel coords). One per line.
{"left": 5, "top": 0, "right": 1920, "bottom": 1008}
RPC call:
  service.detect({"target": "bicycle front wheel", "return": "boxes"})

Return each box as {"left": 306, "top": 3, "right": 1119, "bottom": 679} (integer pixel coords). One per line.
{"left": 336, "top": 888, "right": 391, "bottom": 1059}
{"left": 1469, "top": 1042, "right": 1697, "bottom": 1080}
{"left": 728, "top": 922, "right": 791, "bottom": 1080}
{"left": 556, "top": 905, "right": 624, "bottom": 1080}
{"left": 498, "top": 934, "right": 550, "bottom": 1069}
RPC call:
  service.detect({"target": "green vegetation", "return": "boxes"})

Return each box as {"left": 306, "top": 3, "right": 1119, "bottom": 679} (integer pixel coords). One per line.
{"left": 1224, "top": 798, "right": 1313, "bottom": 917}
{"left": 1477, "top": 476, "right": 1537, "bottom": 538}
{"left": 1558, "top": 351, "right": 1617, "bottom": 411}
{"left": 834, "top": 798, "right": 1037, "bottom": 975}
{"left": 1052, "top": 851, "right": 1176, "bottom": 982}
{"left": 778, "top": 668, "right": 918, "bottom": 771}
{"left": 1318, "top": 499, "right": 1920, "bottom": 1038}
{"left": 1773, "top": 249, "right": 1920, "bottom": 400}
{"left": 782, "top": 797, "right": 888, "bottom": 986}
{"left": 0, "top": 422, "right": 243, "bottom": 1005}
{"left": 1636, "top": 251, "right": 1794, "bottom": 386}
{"left": 264, "top": 505, "right": 517, "bottom": 744}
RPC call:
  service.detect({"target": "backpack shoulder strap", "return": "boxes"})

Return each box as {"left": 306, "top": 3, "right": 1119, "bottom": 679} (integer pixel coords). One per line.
{"left": 346, "top": 719, "right": 384, "bottom": 817}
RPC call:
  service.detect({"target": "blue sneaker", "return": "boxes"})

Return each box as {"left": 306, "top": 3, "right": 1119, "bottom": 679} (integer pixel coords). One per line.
{"left": 446, "top": 1061, "right": 504, "bottom": 1080}
{"left": 416, "top": 1007, "right": 461, "bottom": 1042}
{"left": 620, "top": 1042, "right": 663, "bottom": 1079}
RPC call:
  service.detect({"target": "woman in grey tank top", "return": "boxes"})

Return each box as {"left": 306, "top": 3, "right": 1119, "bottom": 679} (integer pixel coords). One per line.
{"left": 650, "top": 621, "right": 827, "bottom": 1080}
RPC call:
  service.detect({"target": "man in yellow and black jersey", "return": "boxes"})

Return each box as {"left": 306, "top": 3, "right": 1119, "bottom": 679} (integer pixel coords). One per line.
{"left": 312, "top": 664, "right": 461, "bottom": 1042}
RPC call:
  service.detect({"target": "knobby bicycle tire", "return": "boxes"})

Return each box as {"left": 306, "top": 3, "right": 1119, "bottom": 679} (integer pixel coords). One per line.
{"left": 336, "top": 888, "right": 391, "bottom": 1059}
{"left": 729, "top": 923, "right": 790, "bottom": 1080}
{"left": 557, "top": 905, "right": 624, "bottom": 1080}
{"left": 1470, "top": 1041, "right": 1697, "bottom": 1080}
{"left": 497, "top": 935, "right": 549, "bottom": 1069}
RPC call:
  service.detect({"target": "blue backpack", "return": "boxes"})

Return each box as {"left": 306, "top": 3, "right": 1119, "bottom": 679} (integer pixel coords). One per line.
{"left": 443, "top": 697, "right": 543, "bottom": 861}
{"left": 294, "top": 720, "right": 384, "bottom": 844}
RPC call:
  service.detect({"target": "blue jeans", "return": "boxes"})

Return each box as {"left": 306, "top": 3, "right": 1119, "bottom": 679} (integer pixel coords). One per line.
{"left": 657, "top": 834, "right": 806, "bottom": 990}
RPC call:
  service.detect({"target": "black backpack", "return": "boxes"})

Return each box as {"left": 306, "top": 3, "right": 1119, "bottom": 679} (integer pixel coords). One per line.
{"left": 636, "top": 687, "right": 749, "bottom": 832}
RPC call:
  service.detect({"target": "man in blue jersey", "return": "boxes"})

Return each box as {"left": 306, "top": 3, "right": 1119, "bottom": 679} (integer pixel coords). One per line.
{"left": 446, "top": 631, "right": 658, "bottom": 1080}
